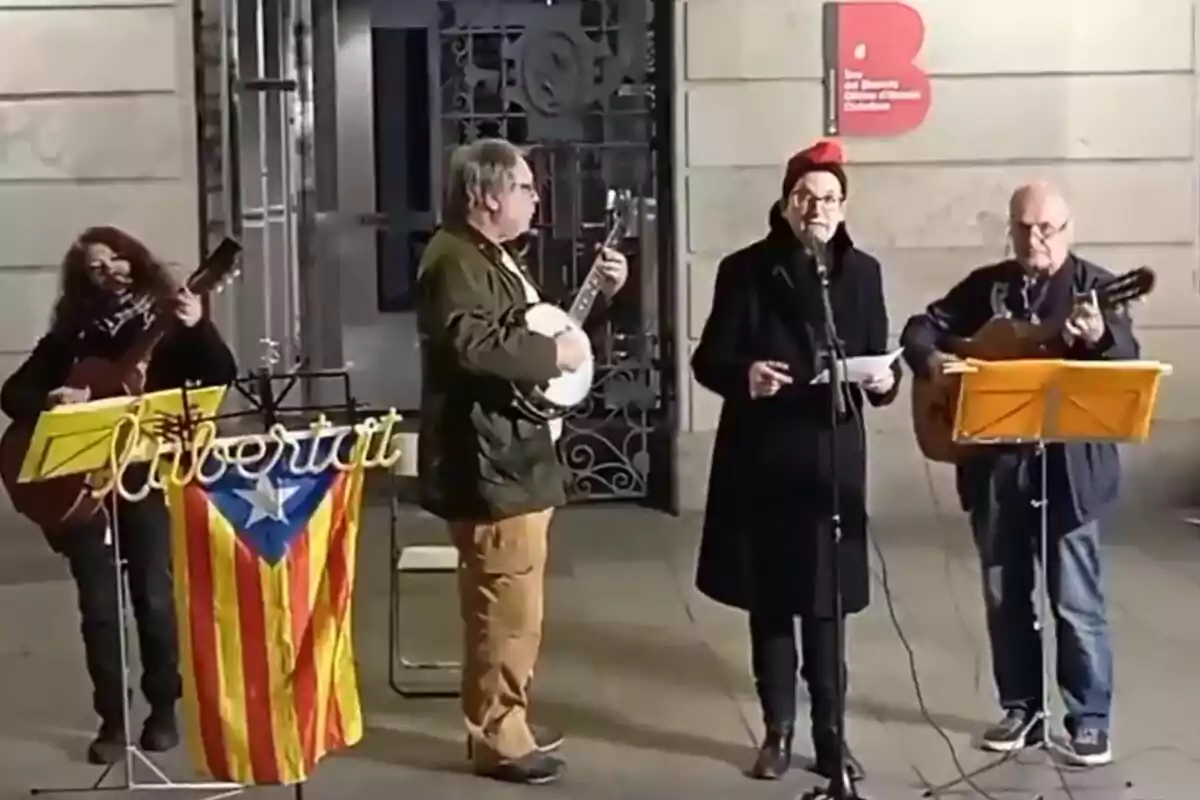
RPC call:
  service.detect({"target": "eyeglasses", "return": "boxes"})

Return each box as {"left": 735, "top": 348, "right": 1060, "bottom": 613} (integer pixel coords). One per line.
{"left": 789, "top": 192, "right": 843, "bottom": 210}
{"left": 1011, "top": 219, "right": 1069, "bottom": 239}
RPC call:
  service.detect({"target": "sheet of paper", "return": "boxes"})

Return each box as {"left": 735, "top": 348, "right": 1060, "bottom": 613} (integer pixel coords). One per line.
{"left": 809, "top": 347, "right": 904, "bottom": 386}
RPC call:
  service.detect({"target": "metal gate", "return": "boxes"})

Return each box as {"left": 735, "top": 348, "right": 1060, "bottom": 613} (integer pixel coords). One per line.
{"left": 195, "top": 0, "right": 677, "bottom": 507}
{"left": 437, "top": 0, "right": 674, "bottom": 504}
{"left": 195, "top": 0, "right": 329, "bottom": 384}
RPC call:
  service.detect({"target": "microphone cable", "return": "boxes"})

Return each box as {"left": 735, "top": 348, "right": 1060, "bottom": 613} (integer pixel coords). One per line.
{"left": 838, "top": 330, "right": 1078, "bottom": 800}
{"left": 835, "top": 336, "right": 1006, "bottom": 800}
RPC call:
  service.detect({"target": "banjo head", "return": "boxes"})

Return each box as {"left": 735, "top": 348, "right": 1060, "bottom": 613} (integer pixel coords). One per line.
{"left": 543, "top": 341, "right": 594, "bottom": 407}
{"left": 523, "top": 302, "right": 594, "bottom": 408}
{"left": 524, "top": 302, "right": 573, "bottom": 336}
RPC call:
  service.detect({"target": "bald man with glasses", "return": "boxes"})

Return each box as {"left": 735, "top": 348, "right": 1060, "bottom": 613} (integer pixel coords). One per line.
{"left": 900, "top": 182, "right": 1139, "bottom": 768}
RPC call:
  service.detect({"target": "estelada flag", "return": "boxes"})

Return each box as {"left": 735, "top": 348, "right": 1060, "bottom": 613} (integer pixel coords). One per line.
{"left": 164, "top": 434, "right": 366, "bottom": 785}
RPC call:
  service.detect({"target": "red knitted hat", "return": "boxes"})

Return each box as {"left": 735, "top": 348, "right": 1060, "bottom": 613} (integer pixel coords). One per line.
{"left": 781, "top": 139, "right": 848, "bottom": 198}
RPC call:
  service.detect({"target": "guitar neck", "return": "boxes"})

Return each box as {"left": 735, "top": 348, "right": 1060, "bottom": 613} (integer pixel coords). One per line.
{"left": 566, "top": 208, "right": 629, "bottom": 324}
{"left": 1093, "top": 266, "right": 1155, "bottom": 311}
{"left": 115, "top": 272, "right": 208, "bottom": 372}
{"left": 103, "top": 236, "right": 241, "bottom": 375}
{"left": 116, "top": 312, "right": 173, "bottom": 372}
{"left": 566, "top": 267, "right": 606, "bottom": 324}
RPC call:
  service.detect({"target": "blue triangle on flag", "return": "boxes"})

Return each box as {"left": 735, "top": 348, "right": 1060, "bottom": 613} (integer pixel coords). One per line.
{"left": 200, "top": 434, "right": 350, "bottom": 565}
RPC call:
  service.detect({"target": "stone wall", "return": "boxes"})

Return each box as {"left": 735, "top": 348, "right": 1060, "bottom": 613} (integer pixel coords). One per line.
{"left": 674, "top": 0, "right": 1200, "bottom": 512}
{"left": 0, "top": 0, "right": 200, "bottom": 515}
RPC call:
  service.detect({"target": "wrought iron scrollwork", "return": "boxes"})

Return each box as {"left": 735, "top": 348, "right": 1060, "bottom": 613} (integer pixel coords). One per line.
{"left": 438, "top": 0, "right": 662, "bottom": 501}
{"left": 561, "top": 359, "right": 657, "bottom": 498}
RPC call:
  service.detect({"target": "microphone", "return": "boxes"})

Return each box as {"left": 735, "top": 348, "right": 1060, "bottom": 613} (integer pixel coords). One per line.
{"left": 802, "top": 228, "right": 832, "bottom": 280}
{"left": 811, "top": 239, "right": 829, "bottom": 278}
{"left": 805, "top": 228, "right": 846, "bottom": 417}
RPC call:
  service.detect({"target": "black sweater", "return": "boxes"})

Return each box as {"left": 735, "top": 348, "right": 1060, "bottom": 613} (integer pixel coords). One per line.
{"left": 1, "top": 319, "right": 238, "bottom": 423}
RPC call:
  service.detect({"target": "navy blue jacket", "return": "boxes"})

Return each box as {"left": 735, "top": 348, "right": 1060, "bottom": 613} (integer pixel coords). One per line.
{"left": 899, "top": 254, "right": 1140, "bottom": 530}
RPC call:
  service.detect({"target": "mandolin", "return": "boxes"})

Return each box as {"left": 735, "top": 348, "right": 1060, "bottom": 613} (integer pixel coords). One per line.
{"left": 0, "top": 238, "right": 242, "bottom": 533}
{"left": 910, "top": 265, "right": 1157, "bottom": 464}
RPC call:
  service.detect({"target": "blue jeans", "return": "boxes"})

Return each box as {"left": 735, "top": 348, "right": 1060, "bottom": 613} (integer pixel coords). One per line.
{"left": 969, "top": 499, "right": 1114, "bottom": 733}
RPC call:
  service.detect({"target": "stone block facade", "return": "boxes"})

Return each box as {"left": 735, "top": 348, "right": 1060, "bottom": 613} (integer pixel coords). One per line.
{"left": 0, "top": 0, "right": 201, "bottom": 426}
{"left": 674, "top": 0, "right": 1200, "bottom": 512}
{"left": 2, "top": 0, "right": 1197, "bottom": 518}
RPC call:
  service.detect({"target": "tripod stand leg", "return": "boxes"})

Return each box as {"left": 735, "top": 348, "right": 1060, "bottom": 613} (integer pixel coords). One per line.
{"left": 29, "top": 764, "right": 118, "bottom": 796}
{"left": 30, "top": 495, "right": 248, "bottom": 800}
{"left": 925, "top": 443, "right": 1073, "bottom": 799}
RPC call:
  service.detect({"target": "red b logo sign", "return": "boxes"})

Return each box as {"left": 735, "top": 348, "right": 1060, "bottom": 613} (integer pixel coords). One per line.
{"left": 822, "top": 2, "right": 931, "bottom": 137}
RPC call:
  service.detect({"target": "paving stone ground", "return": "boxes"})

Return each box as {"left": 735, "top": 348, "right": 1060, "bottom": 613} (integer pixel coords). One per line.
{"left": 1, "top": 502, "right": 1197, "bottom": 799}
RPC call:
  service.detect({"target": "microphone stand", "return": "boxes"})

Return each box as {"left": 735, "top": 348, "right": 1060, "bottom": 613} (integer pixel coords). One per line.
{"left": 801, "top": 241, "right": 866, "bottom": 800}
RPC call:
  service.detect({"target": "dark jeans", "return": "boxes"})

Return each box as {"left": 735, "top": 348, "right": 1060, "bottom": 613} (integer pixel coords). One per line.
{"left": 749, "top": 612, "right": 845, "bottom": 735}
{"left": 53, "top": 493, "right": 181, "bottom": 724}
{"left": 970, "top": 500, "right": 1114, "bottom": 733}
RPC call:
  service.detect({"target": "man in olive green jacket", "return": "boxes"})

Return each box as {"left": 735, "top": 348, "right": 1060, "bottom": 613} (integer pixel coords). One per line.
{"left": 415, "top": 138, "right": 628, "bottom": 786}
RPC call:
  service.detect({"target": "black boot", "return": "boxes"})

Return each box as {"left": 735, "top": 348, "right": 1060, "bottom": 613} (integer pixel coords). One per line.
{"left": 139, "top": 705, "right": 179, "bottom": 753}
{"left": 749, "top": 725, "right": 794, "bottom": 780}
{"left": 87, "top": 719, "right": 126, "bottom": 765}
{"left": 812, "top": 725, "right": 865, "bottom": 783}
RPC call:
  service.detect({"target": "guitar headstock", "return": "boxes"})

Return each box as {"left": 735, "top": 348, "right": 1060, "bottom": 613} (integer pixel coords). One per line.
{"left": 1096, "top": 265, "right": 1156, "bottom": 309}
{"left": 603, "top": 189, "right": 636, "bottom": 248}
{"left": 211, "top": 264, "right": 242, "bottom": 295}
{"left": 185, "top": 237, "right": 243, "bottom": 296}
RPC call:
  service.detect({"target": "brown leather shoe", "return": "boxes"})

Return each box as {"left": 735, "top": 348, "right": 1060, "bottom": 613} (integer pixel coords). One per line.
{"left": 467, "top": 725, "right": 563, "bottom": 760}
{"left": 531, "top": 724, "right": 563, "bottom": 752}
{"left": 474, "top": 751, "right": 564, "bottom": 785}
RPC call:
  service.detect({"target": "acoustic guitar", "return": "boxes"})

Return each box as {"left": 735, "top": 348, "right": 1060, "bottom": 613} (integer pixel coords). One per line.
{"left": 911, "top": 266, "right": 1157, "bottom": 464}
{"left": 0, "top": 238, "right": 242, "bottom": 532}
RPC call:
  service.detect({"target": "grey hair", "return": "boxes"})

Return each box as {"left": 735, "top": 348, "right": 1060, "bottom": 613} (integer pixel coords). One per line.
{"left": 442, "top": 138, "right": 528, "bottom": 226}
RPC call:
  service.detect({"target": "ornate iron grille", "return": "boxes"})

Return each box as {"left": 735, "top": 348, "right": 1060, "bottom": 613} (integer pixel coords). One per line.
{"left": 437, "top": 0, "right": 665, "bottom": 501}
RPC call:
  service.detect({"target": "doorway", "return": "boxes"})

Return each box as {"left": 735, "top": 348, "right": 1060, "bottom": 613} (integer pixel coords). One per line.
{"left": 197, "top": 0, "right": 679, "bottom": 509}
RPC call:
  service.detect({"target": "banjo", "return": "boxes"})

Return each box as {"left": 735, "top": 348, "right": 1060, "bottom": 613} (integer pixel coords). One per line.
{"left": 511, "top": 189, "right": 634, "bottom": 423}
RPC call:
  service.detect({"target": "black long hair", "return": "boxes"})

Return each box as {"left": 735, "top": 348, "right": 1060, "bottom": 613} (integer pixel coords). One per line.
{"left": 51, "top": 226, "right": 175, "bottom": 331}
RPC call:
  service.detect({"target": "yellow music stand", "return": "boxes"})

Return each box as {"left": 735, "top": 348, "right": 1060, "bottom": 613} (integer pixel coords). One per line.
{"left": 950, "top": 357, "right": 1170, "bottom": 448}
{"left": 18, "top": 382, "right": 246, "bottom": 800}
{"left": 924, "top": 355, "right": 1171, "bottom": 799}
{"left": 17, "top": 384, "right": 228, "bottom": 483}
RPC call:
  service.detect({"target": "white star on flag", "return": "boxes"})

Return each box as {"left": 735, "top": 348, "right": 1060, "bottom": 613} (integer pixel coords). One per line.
{"left": 233, "top": 474, "right": 300, "bottom": 527}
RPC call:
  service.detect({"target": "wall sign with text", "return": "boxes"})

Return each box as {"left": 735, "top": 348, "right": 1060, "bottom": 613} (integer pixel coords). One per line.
{"left": 822, "top": 1, "right": 931, "bottom": 137}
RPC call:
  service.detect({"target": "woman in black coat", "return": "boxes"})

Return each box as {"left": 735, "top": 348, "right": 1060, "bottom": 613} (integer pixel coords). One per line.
{"left": 0, "top": 226, "right": 237, "bottom": 765}
{"left": 690, "top": 140, "right": 901, "bottom": 783}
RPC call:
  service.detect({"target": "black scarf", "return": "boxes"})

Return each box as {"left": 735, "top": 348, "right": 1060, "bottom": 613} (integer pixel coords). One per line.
{"left": 83, "top": 289, "right": 158, "bottom": 344}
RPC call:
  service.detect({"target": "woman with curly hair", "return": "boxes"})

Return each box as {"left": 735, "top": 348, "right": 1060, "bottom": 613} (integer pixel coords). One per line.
{"left": 1, "top": 226, "right": 238, "bottom": 764}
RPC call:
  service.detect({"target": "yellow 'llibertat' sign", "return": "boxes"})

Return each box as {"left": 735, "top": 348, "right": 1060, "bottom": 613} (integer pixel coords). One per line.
{"left": 97, "top": 408, "right": 404, "bottom": 502}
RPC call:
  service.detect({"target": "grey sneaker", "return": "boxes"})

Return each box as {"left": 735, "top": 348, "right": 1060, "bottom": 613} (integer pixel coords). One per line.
{"left": 1064, "top": 727, "right": 1112, "bottom": 767}
{"left": 980, "top": 710, "right": 1044, "bottom": 753}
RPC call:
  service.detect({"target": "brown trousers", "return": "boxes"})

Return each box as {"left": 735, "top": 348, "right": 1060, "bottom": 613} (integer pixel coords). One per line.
{"left": 448, "top": 508, "right": 552, "bottom": 764}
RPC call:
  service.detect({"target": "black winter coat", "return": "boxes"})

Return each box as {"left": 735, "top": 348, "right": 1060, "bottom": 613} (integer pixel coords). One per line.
{"left": 1, "top": 319, "right": 237, "bottom": 424}
{"left": 898, "top": 254, "right": 1140, "bottom": 531}
{"left": 690, "top": 210, "right": 901, "bottom": 619}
